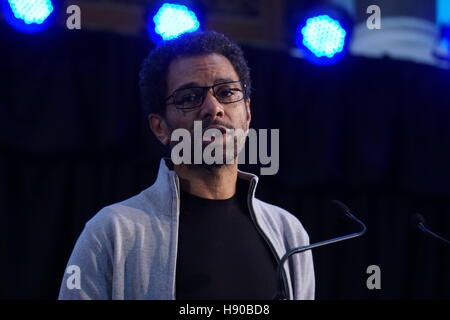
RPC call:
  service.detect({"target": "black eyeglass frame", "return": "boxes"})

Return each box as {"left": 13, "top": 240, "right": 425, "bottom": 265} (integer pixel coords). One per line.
{"left": 164, "top": 80, "right": 247, "bottom": 110}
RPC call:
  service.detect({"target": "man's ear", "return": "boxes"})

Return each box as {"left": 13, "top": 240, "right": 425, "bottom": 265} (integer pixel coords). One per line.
{"left": 148, "top": 113, "right": 171, "bottom": 146}
{"left": 245, "top": 98, "right": 251, "bottom": 128}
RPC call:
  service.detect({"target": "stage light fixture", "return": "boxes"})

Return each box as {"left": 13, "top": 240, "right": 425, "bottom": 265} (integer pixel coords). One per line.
{"left": 8, "top": 0, "right": 53, "bottom": 24}
{"left": 287, "top": 2, "right": 354, "bottom": 66}
{"left": 152, "top": 3, "right": 200, "bottom": 41}
{"left": 2, "top": 0, "right": 54, "bottom": 33}
{"left": 300, "top": 14, "right": 347, "bottom": 58}
{"left": 434, "top": 0, "right": 450, "bottom": 64}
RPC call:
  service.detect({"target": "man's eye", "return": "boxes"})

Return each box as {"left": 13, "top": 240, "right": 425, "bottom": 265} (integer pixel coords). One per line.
{"left": 179, "top": 94, "right": 199, "bottom": 104}
{"left": 217, "top": 89, "right": 236, "bottom": 98}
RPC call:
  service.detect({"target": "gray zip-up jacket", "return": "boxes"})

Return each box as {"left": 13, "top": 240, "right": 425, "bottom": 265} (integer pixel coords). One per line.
{"left": 58, "top": 159, "right": 315, "bottom": 300}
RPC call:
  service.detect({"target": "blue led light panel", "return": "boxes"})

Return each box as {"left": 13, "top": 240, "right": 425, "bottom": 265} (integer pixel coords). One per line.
{"left": 8, "top": 0, "right": 54, "bottom": 24}
{"left": 153, "top": 3, "right": 200, "bottom": 41}
{"left": 301, "top": 15, "right": 347, "bottom": 58}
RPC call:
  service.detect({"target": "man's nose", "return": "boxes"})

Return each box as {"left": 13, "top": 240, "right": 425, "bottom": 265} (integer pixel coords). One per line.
{"left": 199, "top": 90, "right": 224, "bottom": 120}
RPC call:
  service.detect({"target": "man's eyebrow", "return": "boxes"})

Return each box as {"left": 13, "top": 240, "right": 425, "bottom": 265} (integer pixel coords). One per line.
{"left": 214, "top": 78, "right": 236, "bottom": 84}
{"left": 172, "top": 82, "right": 200, "bottom": 92}
{"left": 172, "top": 78, "right": 239, "bottom": 93}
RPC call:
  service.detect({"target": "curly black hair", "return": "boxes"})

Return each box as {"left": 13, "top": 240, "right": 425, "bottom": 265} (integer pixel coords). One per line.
{"left": 139, "top": 30, "right": 251, "bottom": 117}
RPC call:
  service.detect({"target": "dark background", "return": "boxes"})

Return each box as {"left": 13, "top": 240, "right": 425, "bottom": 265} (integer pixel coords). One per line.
{"left": 1, "top": 23, "right": 449, "bottom": 300}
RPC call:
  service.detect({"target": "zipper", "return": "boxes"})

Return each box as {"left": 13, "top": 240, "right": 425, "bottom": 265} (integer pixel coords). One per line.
{"left": 246, "top": 179, "right": 290, "bottom": 300}
{"left": 171, "top": 173, "right": 181, "bottom": 300}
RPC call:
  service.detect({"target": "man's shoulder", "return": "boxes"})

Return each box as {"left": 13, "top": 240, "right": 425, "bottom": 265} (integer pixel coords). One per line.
{"left": 253, "top": 197, "right": 301, "bottom": 224}
{"left": 253, "top": 197, "right": 310, "bottom": 242}
{"left": 84, "top": 186, "right": 163, "bottom": 235}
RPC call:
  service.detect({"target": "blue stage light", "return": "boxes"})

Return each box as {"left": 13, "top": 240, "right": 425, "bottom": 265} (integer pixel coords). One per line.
{"left": 153, "top": 3, "right": 200, "bottom": 41}
{"left": 300, "top": 14, "right": 347, "bottom": 58}
{"left": 2, "top": 0, "right": 54, "bottom": 33}
{"left": 8, "top": 0, "right": 53, "bottom": 24}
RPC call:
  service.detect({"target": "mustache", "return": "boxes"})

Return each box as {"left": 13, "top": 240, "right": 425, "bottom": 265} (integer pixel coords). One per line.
{"left": 191, "top": 119, "right": 235, "bottom": 132}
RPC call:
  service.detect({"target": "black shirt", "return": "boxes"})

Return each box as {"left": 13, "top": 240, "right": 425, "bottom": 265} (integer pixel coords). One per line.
{"left": 175, "top": 179, "right": 278, "bottom": 300}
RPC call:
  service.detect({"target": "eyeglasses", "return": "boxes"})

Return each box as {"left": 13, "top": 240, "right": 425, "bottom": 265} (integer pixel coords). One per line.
{"left": 165, "top": 80, "right": 246, "bottom": 110}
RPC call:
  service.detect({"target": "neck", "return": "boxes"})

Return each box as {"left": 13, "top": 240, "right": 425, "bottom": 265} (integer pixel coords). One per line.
{"left": 174, "top": 163, "right": 238, "bottom": 200}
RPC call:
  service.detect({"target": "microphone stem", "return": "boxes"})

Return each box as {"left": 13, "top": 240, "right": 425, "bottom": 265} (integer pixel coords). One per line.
{"left": 276, "top": 211, "right": 366, "bottom": 300}
{"left": 418, "top": 223, "right": 450, "bottom": 245}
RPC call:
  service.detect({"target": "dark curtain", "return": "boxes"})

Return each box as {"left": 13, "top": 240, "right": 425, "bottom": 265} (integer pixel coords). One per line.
{"left": 1, "top": 24, "right": 449, "bottom": 300}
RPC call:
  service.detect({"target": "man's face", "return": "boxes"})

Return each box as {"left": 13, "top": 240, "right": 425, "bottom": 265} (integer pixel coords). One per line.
{"left": 150, "top": 53, "right": 251, "bottom": 164}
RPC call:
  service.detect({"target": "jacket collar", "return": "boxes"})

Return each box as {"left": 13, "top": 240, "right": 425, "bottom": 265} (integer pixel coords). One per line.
{"left": 152, "top": 158, "right": 259, "bottom": 217}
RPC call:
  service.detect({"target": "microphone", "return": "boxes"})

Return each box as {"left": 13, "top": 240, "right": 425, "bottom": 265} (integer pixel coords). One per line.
{"left": 412, "top": 213, "right": 450, "bottom": 246}
{"left": 274, "top": 200, "right": 367, "bottom": 300}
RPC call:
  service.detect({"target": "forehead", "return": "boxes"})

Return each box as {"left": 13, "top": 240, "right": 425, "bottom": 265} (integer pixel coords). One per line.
{"left": 166, "top": 53, "right": 239, "bottom": 93}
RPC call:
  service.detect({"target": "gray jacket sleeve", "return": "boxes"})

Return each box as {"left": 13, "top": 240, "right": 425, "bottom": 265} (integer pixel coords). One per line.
{"left": 290, "top": 217, "right": 315, "bottom": 300}
{"left": 58, "top": 215, "right": 113, "bottom": 300}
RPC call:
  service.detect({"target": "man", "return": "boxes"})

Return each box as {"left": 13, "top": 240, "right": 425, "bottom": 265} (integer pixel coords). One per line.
{"left": 58, "top": 31, "right": 314, "bottom": 300}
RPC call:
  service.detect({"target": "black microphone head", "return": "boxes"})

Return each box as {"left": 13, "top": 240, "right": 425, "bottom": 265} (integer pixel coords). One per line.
{"left": 331, "top": 199, "right": 350, "bottom": 212}
{"left": 412, "top": 213, "right": 425, "bottom": 227}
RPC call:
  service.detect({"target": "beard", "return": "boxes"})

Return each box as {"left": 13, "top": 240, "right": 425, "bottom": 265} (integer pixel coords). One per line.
{"left": 202, "top": 129, "right": 247, "bottom": 168}
{"left": 168, "top": 118, "right": 249, "bottom": 168}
